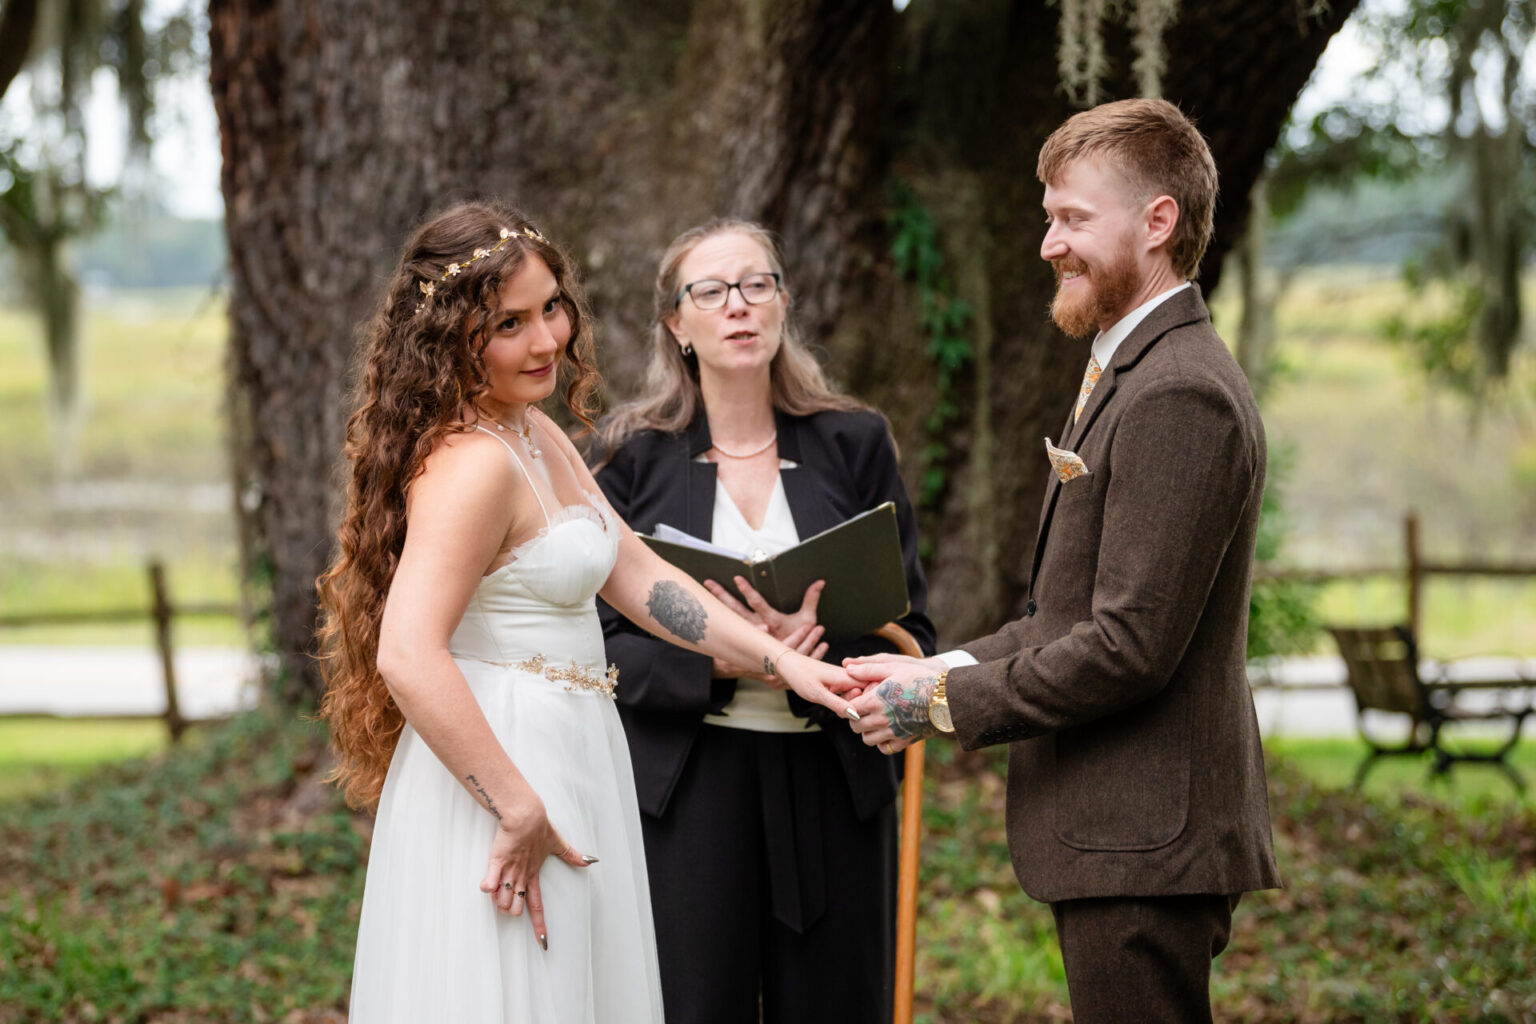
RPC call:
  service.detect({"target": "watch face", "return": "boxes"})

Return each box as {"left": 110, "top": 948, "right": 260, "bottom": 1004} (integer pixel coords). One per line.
{"left": 929, "top": 700, "right": 954, "bottom": 733}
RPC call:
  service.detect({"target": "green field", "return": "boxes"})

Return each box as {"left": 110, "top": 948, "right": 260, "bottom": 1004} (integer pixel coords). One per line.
{"left": 2, "top": 272, "right": 1533, "bottom": 658}
{"left": 0, "top": 290, "right": 243, "bottom": 644}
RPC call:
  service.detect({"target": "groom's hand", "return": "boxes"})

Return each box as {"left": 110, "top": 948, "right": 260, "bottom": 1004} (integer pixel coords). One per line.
{"left": 843, "top": 655, "right": 948, "bottom": 754}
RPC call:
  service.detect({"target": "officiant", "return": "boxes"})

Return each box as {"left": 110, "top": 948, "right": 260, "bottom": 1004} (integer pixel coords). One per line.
{"left": 590, "top": 219, "right": 934, "bottom": 1024}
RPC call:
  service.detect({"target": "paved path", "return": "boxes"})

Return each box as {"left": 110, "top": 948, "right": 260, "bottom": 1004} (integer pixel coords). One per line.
{"left": 1250, "top": 654, "right": 1536, "bottom": 738}
{"left": 0, "top": 646, "right": 262, "bottom": 719}
{"left": 1, "top": 647, "right": 1531, "bottom": 739}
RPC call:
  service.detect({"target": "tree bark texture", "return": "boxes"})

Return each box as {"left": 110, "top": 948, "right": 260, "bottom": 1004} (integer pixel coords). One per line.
{"left": 211, "top": 0, "right": 1356, "bottom": 705}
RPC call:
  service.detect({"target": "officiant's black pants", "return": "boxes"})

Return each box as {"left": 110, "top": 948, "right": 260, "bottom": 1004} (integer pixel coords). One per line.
{"left": 640, "top": 725, "right": 897, "bottom": 1024}
{"left": 1051, "top": 892, "right": 1241, "bottom": 1024}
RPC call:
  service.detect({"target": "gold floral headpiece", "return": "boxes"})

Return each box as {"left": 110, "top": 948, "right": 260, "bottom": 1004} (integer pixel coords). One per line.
{"left": 415, "top": 224, "right": 549, "bottom": 314}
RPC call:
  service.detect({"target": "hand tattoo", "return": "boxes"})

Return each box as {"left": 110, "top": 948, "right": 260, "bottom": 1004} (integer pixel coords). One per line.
{"left": 646, "top": 581, "right": 708, "bottom": 644}
{"left": 465, "top": 774, "right": 502, "bottom": 820}
{"left": 878, "top": 675, "right": 940, "bottom": 742}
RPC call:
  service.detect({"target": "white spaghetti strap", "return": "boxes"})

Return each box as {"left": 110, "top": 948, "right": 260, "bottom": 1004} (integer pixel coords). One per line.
{"left": 474, "top": 425, "right": 551, "bottom": 525}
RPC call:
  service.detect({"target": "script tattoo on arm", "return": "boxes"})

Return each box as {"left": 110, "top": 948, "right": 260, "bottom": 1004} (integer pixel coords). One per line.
{"left": 464, "top": 774, "right": 503, "bottom": 821}
{"left": 645, "top": 581, "right": 708, "bottom": 644}
{"left": 879, "top": 675, "right": 940, "bottom": 742}
{"left": 763, "top": 655, "right": 775, "bottom": 677}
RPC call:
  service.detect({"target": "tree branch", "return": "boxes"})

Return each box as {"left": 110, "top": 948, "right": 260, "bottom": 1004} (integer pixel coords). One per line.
{"left": 0, "top": 0, "right": 41, "bottom": 103}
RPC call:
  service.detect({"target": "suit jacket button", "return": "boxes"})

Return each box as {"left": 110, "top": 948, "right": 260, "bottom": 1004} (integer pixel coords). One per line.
{"left": 1025, "top": 598, "right": 1037, "bottom": 617}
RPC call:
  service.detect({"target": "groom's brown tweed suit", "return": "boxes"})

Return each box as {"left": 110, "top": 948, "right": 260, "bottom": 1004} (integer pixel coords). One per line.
{"left": 947, "top": 285, "right": 1281, "bottom": 1021}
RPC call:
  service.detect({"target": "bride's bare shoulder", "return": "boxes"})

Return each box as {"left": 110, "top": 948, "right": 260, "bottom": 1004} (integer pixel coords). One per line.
{"left": 411, "top": 426, "right": 521, "bottom": 498}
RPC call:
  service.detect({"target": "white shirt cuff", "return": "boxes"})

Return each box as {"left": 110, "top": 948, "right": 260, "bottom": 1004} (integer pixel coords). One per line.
{"left": 937, "top": 649, "right": 979, "bottom": 669}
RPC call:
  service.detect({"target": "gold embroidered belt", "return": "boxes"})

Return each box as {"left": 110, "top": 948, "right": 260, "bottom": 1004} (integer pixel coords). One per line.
{"left": 470, "top": 653, "right": 618, "bottom": 699}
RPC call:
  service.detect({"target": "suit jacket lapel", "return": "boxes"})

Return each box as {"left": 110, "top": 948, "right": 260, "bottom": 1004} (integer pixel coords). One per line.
{"left": 1065, "top": 284, "right": 1209, "bottom": 450}
{"left": 1027, "top": 402, "right": 1079, "bottom": 600}
{"left": 1027, "top": 285, "right": 1211, "bottom": 596}
{"left": 683, "top": 416, "right": 717, "bottom": 535}
{"left": 774, "top": 410, "right": 840, "bottom": 539}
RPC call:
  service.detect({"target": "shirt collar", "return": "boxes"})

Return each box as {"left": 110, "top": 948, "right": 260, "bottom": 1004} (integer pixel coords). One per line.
{"left": 1090, "top": 281, "right": 1191, "bottom": 368}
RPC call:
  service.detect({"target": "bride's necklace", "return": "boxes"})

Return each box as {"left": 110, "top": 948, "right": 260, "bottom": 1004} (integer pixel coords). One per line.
{"left": 494, "top": 416, "right": 542, "bottom": 459}
{"left": 710, "top": 430, "right": 777, "bottom": 460}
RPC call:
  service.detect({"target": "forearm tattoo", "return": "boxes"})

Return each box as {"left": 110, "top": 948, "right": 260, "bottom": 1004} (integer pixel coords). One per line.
{"left": 764, "top": 655, "right": 775, "bottom": 677}
{"left": 646, "top": 581, "right": 708, "bottom": 644}
{"left": 465, "top": 774, "right": 502, "bottom": 821}
{"left": 881, "top": 675, "right": 940, "bottom": 742}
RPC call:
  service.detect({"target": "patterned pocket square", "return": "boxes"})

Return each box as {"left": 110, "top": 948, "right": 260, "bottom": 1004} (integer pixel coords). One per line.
{"left": 1044, "top": 437, "right": 1090, "bottom": 482}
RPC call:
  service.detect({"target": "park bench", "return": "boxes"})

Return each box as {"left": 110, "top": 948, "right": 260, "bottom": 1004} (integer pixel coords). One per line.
{"left": 1327, "top": 625, "right": 1532, "bottom": 792}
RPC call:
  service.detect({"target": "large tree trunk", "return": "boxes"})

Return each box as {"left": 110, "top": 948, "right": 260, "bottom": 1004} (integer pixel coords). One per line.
{"left": 211, "top": 0, "right": 1356, "bottom": 706}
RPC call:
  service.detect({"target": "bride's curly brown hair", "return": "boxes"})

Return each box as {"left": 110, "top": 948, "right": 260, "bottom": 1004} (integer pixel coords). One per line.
{"left": 316, "top": 199, "right": 600, "bottom": 810}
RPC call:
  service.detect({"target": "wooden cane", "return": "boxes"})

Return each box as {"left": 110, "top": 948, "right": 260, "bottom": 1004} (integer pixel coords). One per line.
{"left": 873, "top": 622, "right": 927, "bottom": 1024}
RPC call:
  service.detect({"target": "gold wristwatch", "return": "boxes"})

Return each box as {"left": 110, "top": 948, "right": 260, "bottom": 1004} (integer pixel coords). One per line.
{"left": 928, "top": 668, "right": 954, "bottom": 733}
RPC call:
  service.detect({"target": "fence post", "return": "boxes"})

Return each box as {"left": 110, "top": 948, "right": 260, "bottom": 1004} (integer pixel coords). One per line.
{"left": 1404, "top": 511, "right": 1422, "bottom": 641}
{"left": 149, "top": 561, "right": 186, "bottom": 744}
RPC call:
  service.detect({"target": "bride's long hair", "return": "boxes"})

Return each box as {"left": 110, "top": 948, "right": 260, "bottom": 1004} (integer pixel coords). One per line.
{"left": 316, "top": 199, "right": 599, "bottom": 810}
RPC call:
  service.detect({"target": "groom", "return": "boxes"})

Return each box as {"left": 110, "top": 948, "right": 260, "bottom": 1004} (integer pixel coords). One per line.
{"left": 845, "top": 98, "right": 1281, "bottom": 1023}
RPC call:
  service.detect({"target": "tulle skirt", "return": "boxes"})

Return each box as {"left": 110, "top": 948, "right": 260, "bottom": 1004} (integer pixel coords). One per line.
{"left": 347, "top": 657, "right": 665, "bottom": 1023}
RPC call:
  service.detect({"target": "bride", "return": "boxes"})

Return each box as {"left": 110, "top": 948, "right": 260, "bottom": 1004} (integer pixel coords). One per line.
{"left": 315, "top": 200, "right": 857, "bottom": 1023}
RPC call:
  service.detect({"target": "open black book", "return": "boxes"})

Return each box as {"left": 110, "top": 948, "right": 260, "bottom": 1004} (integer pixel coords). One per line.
{"left": 641, "top": 501, "right": 910, "bottom": 642}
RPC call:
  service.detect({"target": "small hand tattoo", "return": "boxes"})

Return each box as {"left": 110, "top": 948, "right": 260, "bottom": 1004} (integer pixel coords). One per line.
{"left": 646, "top": 581, "right": 708, "bottom": 644}
{"left": 880, "top": 675, "right": 939, "bottom": 742}
{"left": 465, "top": 774, "right": 502, "bottom": 820}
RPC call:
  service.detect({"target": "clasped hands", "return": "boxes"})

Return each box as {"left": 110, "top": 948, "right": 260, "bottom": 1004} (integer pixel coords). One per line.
{"left": 708, "top": 576, "right": 944, "bottom": 755}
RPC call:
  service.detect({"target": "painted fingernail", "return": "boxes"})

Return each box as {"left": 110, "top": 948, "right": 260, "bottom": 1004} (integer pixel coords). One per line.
{"left": 844, "top": 707, "right": 861, "bottom": 721}
{"left": 538, "top": 933, "right": 548, "bottom": 951}
{"left": 582, "top": 855, "right": 600, "bottom": 865}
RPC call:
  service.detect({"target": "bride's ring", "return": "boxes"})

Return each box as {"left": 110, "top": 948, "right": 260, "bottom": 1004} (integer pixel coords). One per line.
{"left": 515, "top": 890, "right": 527, "bottom": 898}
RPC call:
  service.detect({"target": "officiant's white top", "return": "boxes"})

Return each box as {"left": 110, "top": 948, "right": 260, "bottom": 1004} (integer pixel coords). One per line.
{"left": 700, "top": 460, "right": 819, "bottom": 734}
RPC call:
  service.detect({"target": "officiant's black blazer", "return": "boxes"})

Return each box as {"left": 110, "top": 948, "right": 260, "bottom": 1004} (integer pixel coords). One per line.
{"left": 591, "top": 407, "right": 935, "bottom": 820}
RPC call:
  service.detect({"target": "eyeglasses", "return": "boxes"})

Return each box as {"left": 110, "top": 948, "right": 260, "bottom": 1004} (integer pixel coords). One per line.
{"left": 675, "top": 272, "right": 781, "bottom": 311}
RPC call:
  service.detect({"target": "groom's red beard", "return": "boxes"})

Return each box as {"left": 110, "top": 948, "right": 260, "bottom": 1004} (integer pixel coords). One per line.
{"left": 1050, "top": 241, "right": 1141, "bottom": 338}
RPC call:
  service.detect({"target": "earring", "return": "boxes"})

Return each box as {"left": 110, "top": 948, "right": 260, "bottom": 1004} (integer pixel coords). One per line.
{"left": 680, "top": 341, "right": 694, "bottom": 357}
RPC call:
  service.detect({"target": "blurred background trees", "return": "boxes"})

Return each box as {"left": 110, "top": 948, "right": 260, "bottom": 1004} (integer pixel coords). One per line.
{"left": 1260, "top": 0, "right": 1535, "bottom": 395}
{"left": 0, "top": 0, "right": 200, "bottom": 475}
{"left": 207, "top": 0, "right": 1355, "bottom": 704}
{"left": 3, "top": 6, "right": 1534, "bottom": 1016}
{"left": 4, "top": 0, "right": 1529, "bottom": 703}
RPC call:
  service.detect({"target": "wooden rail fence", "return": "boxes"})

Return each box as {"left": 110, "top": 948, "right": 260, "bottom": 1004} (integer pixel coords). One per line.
{"left": 0, "top": 560, "right": 241, "bottom": 742}
{"left": 1, "top": 512, "right": 1530, "bottom": 733}
{"left": 1253, "top": 512, "right": 1536, "bottom": 643}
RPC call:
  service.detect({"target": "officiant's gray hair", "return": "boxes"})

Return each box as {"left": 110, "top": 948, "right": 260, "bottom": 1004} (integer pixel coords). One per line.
{"left": 594, "top": 219, "right": 869, "bottom": 459}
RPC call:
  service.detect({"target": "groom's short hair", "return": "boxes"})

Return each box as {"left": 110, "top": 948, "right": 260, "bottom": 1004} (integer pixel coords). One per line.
{"left": 1037, "top": 98, "right": 1218, "bottom": 280}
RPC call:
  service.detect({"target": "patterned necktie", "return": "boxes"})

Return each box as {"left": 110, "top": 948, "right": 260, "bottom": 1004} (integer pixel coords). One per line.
{"left": 1074, "top": 354, "right": 1102, "bottom": 422}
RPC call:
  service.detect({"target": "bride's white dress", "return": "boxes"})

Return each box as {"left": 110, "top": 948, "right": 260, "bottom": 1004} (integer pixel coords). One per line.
{"left": 348, "top": 433, "right": 664, "bottom": 1023}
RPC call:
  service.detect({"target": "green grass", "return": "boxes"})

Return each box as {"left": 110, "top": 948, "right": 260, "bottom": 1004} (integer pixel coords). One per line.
{"left": 2, "top": 715, "right": 1534, "bottom": 1022}
{"left": 0, "top": 718, "right": 170, "bottom": 801}
{"left": 1265, "top": 735, "right": 1536, "bottom": 808}
{"left": 0, "top": 710, "right": 359, "bottom": 1024}
{"left": 911, "top": 736, "right": 1536, "bottom": 1022}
